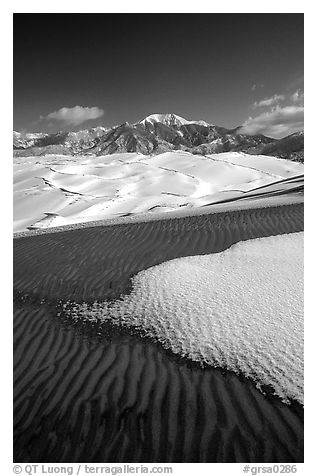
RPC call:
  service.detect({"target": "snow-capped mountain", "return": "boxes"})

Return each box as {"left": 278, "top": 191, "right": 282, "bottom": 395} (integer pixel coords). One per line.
{"left": 13, "top": 114, "right": 304, "bottom": 161}
{"left": 139, "top": 113, "right": 211, "bottom": 128}
{"left": 13, "top": 131, "right": 49, "bottom": 149}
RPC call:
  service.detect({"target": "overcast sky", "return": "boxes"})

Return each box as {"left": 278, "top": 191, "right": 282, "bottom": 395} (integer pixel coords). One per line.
{"left": 13, "top": 13, "right": 304, "bottom": 138}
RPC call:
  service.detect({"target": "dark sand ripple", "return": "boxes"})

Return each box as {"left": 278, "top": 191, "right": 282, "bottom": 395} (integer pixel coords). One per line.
{"left": 13, "top": 203, "right": 304, "bottom": 462}
{"left": 14, "top": 203, "right": 304, "bottom": 303}
{"left": 14, "top": 303, "right": 303, "bottom": 463}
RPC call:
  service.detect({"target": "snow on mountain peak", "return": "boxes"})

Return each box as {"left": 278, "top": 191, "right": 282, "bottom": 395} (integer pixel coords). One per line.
{"left": 140, "top": 113, "right": 211, "bottom": 128}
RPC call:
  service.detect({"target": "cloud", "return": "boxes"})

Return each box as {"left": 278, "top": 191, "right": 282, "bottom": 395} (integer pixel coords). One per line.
{"left": 242, "top": 88, "right": 304, "bottom": 138}
{"left": 253, "top": 94, "right": 285, "bottom": 108}
{"left": 291, "top": 89, "right": 304, "bottom": 105}
{"left": 239, "top": 105, "right": 304, "bottom": 138}
{"left": 43, "top": 106, "right": 104, "bottom": 126}
{"left": 251, "top": 83, "right": 264, "bottom": 91}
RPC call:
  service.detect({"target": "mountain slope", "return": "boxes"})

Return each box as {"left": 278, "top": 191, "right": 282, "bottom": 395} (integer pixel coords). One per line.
{"left": 245, "top": 132, "right": 304, "bottom": 162}
{"left": 13, "top": 127, "right": 108, "bottom": 156}
{"left": 13, "top": 114, "right": 304, "bottom": 161}
{"left": 140, "top": 113, "right": 211, "bottom": 128}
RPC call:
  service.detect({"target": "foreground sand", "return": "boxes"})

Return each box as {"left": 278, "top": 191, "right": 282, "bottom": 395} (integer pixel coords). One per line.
{"left": 14, "top": 198, "right": 304, "bottom": 462}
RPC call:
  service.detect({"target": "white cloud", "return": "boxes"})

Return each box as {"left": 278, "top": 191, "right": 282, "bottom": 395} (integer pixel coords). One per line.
{"left": 291, "top": 89, "right": 304, "bottom": 105}
{"left": 239, "top": 105, "right": 304, "bottom": 138}
{"left": 43, "top": 105, "right": 104, "bottom": 126}
{"left": 253, "top": 94, "right": 285, "bottom": 108}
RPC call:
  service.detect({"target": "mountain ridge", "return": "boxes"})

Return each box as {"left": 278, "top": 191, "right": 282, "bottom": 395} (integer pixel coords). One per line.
{"left": 13, "top": 114, "right": 304, "bottom": 162}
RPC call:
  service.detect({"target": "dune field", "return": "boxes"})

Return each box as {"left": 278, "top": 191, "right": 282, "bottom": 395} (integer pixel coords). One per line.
{"left": 14, "top": 155, "right": 304, "bottom": 463}
{"left": 13, "top": 151, "right": 303, "bottom": 232}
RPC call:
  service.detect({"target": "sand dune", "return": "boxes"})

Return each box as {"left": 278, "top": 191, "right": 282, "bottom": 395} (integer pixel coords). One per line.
{"left": 14, "top": 201, "right": 304, "bottom": 303}
{"left": 14, "top": 301, "right": 303, "bottom": 463}
{"left": 207, "top": 152, "right": 303, "bottom": 177}
{"left": 14, "top": 200, "right": 304, "bottom": 462}
{"left": 68, "top": 233, "right": 303, "bottom": 404}
{"left": 13, "top": 151, "right": 304, "bottom": 231}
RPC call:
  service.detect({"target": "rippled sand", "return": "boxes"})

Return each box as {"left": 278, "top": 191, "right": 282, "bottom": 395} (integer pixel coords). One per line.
{"left": 14, "top": 200, "right": 304, "bottom": 463}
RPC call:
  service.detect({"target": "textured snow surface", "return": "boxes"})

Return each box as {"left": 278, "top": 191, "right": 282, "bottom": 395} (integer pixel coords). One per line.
{"left": 14, "top": 151, "right": 303, "bottom": 231}
{"left": 69, "top": 232, "right": 304, "bottom": 404}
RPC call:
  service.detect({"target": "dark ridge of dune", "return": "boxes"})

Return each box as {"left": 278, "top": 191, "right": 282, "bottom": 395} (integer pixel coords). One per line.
{"left": 14, "top": 302, "right": 304, "bottom": 463}
{"left": 14, "top": 202, "right": 304, "bottom": 304}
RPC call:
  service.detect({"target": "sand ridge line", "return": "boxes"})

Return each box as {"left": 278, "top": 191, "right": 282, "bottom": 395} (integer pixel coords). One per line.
{"left": 14, "top": 202, "right": 304, "bottom": 305}
{"left": 14, "top": 192, "right": 303, "bottom": 239}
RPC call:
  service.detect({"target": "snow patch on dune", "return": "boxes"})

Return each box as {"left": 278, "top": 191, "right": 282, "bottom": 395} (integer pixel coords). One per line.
{"left": 68, "top": 232, "right": 304, "bottom": 404}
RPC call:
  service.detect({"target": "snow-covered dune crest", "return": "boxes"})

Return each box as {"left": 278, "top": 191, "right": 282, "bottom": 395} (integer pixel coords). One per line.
{"left": 67, "top": 232, "right": 304, "bottom": 404}
{"left": 14, "top": 151, "right": 304, "bottom": 232}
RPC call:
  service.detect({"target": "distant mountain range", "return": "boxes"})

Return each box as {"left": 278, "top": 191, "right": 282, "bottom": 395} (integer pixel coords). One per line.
{"left": 14, "top": 113, "right": 304, "bottom": 162}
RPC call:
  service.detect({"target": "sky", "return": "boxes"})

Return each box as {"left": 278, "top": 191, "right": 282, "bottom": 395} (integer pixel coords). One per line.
{"left": 13, "top": 13, "right": 304, "bottom": 138}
